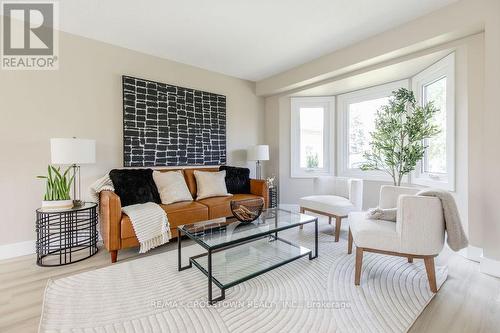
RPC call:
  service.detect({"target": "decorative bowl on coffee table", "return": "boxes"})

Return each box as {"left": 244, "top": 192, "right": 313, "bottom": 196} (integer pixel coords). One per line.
{"left": 230, "top": 198, "right": 264, "bottom": 223}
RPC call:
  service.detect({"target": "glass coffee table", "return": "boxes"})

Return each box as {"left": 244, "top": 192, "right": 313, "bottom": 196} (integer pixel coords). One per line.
{"left": 177, "top": 208, "right": 318, "bottom": 304}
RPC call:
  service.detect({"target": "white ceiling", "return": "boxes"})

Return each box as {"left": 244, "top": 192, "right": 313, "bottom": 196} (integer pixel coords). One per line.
{"left": 59, "top": 0, "right": 458, "bottom": 81}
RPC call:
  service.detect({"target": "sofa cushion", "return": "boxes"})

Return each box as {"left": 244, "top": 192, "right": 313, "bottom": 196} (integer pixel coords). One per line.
{"left": 120, "top": 201, "right": 208, "bottom": 239}
{"left": 161, "top": 201, "right": 209, "bottom": 228}
{"left": 153, "top": 170, "right": 193, "bottom": 204}
{"left": 219, "top": 165, "right": 250, "bottom": 194}
{"left": 349, "top": 211, "right": 400, "bottom": 252}
{"left": 299, "top": 195, "right": 355, "bottom": 217}
{"left": 198, "top": 193, "right": 260, "bottom": 219}
{"left": 194, "top": 170, "right": 231, "bottom": 200}
{"left": 109, "top": 169, "right": 160, "bottom": 207}
{"left": 183, "top": 168, "right": 219, "bottom": 197}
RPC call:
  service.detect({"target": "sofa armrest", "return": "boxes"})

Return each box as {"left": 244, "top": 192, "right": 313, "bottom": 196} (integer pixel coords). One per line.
{"left": 99, "top": 190, "right": 122, "bottom": 251}
{"left": 250, "top": 179, "right": 269, "bottom": 208}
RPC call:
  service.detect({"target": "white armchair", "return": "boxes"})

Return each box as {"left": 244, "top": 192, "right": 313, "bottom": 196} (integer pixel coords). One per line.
{"left": 348, "top": 185, "right": 445, "bottom": 292}
{"left": 299, "top": 177, "right": 363, "bottom": 242}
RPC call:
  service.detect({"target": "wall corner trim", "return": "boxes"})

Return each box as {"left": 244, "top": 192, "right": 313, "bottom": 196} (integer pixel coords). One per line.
{"left": 480, "top": 254, "right": 500, "bottom": 278}
{"left": 0, "top": 240, "right": 36, "bottom": 260}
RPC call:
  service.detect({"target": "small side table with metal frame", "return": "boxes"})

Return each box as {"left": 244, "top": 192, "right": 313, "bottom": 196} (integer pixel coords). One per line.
{"left": 35, "top": 202, "right": 98, "bottom": 267}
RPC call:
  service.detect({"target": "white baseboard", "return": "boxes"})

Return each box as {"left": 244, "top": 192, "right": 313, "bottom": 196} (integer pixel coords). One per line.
{"left": 480, "top": 255, "right": 500, "bottom": 278}
{"left": 0, "top": 240, "right": 35, "bottom": 260}
{"left": 459, "top": 245, "right": 483, "bottom": 262}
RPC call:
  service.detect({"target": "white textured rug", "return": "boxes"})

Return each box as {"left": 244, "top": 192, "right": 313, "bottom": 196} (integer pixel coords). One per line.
{"left": 39, "top": 223, "right": 447, "bottom": 333}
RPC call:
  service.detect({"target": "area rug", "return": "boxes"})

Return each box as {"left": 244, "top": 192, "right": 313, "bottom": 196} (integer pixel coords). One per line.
{"left": 39, "top": 222, "right": 447, "bottom": 333}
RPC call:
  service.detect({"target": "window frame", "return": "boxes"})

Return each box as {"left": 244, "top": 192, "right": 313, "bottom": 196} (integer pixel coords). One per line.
{"left": 411, "top": 53, "right": 455, "bottom": 190}
{"left": 337, "top": 80, "right": 409, "bottom": 181}
{"left": 290, "top": 96, "right": 335, "bottom": 178}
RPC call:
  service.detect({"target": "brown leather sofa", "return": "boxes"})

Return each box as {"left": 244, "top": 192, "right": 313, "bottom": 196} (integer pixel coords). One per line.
{"left": 99, "top": 167, "right": 268, "bottom": 263}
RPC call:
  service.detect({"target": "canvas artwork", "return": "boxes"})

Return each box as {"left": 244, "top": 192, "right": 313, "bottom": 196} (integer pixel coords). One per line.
{"left": 122, "top": 75, "right": 226, "bottom": 167}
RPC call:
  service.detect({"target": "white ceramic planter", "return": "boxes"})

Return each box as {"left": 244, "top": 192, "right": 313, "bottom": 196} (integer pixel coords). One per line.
{"left": 41, "top": 200, "right": 74, "bottom": 211}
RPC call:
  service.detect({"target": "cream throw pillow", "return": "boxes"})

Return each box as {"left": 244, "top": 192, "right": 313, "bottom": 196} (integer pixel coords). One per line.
{"left": 152, "top": 170, "right": 193, "bottom": 205}
{"left": 194, "top": 170, "right": 231, "bottom": 200}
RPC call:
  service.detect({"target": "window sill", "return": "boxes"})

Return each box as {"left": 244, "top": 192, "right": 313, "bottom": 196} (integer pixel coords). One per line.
{"left": 411, "top": 177, "right": 455, "bottom": 191}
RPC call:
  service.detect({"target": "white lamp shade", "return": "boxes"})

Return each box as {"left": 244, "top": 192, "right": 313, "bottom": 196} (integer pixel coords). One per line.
{"left": 247, "top": 145, "right": 269, "bottom": 161}
{"left": 50, "top": 138, "right": 96, "bottom": 165}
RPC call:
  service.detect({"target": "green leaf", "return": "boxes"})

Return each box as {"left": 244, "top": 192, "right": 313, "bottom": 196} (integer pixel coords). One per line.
{"left": 38, "top": 165, "right": 75, "bottom": 201}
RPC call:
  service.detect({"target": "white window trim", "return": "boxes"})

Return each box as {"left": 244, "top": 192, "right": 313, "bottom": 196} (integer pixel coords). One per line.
{"left": 290, "top": 96, "right": 335, "bottom": 178}
{"left": 411, "top": 53, "right": 455, "bottom": 191}
{"left": 337, "top": 80, "right": 409, "bottom": 181}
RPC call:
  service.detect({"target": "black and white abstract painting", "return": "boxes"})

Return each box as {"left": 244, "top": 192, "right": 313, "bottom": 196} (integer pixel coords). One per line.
{"left": 122, "top": 75, "right": 227, "bottom": 167}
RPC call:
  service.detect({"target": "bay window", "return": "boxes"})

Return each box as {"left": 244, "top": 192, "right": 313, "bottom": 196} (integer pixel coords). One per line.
{"left": 289, "top": 54, "right": 454, "bottom": 186}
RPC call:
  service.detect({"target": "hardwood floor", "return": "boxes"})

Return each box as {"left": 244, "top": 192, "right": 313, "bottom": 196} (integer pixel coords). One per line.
{"left": 1, "top": 234, "right": 499, "bottom": 332}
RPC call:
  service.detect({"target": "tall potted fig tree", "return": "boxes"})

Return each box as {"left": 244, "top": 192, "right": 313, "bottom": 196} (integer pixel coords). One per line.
{"left": 360, "top": 88, "right": 440, "bottom": 186}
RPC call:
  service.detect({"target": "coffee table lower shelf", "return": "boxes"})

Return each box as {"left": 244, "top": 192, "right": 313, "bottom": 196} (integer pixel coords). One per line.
{"left": 180, "top": 236, "right": 313, "bottom": 304}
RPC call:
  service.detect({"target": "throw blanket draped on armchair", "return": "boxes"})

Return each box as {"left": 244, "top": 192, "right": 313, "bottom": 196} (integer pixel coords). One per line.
{"left": 366, "top": 188, "right": 468, "bottom": 251}
{"left": 416, "top": 189, "right": 468, "bottom": 251}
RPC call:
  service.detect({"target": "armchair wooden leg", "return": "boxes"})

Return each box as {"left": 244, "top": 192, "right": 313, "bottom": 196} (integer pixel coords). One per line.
{"left": 348, "top": 228, "right": 353, "bottom": 254}
{"left": 424, "top": 257, "right": 438, "bottom": 293}
{"left": 334, "top": 216, "right": 342, "bottom": 242}
{"left": 110, "top": 250, "right": 118, "bottom": 263}
{"left": 408, "top": 256, "right": 413, "bottom": 263}
{"left": 355, "top": 247, "right": 363, "bottom": 285}
{"left": 299, "top": 208, "right": 305, "bottom": 229}
{"left": 328, "top": 216, "right": 332, "bottom": 225}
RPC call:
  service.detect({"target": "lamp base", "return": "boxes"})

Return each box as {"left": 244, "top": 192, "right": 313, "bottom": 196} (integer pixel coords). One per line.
{"left": 256, "top": 160, "right": 262, "bottom": 179}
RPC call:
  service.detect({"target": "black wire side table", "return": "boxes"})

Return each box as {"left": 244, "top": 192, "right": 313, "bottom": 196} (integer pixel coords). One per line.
{"left": 36, "top": 202, "right": 98, "bottom": 267}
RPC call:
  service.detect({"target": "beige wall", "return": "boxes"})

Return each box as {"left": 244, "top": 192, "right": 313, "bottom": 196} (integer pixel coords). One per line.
{"left": 481, "top": 0, "right": 500, "bottom": 260}
{"left": 0, "top": 30, "right": 264, "bottom": 246}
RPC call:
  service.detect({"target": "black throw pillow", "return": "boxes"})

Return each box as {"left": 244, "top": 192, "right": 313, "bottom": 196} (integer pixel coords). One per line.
{"left": 109, "top": 169, "right": 161, "bottom": 207}
{"left": 219, "top": 165, "right": 250, "bottom": 194}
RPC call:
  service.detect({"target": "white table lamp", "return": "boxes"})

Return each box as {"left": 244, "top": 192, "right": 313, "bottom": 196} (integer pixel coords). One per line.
{"left": 247, "top": 145, "right": 269, "bottom": 179}
{"left": 51, "top": 138, "right": 96, "bottom": 206}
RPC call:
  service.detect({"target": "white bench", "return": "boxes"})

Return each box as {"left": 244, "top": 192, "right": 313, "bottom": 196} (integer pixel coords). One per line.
{"left": 299, "top": 177, "right": 363, "bottom": 242}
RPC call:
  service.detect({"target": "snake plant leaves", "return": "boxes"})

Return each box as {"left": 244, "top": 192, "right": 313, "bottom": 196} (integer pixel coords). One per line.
{"left": 37, "top": 165, "right": 74, "bottom": 201}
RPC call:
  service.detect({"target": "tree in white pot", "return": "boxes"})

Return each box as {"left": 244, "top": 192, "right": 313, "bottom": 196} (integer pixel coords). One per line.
{"left": 360, "top": 88, "right": 441, "bottom": 186}
{"left": 37, "top": 165, "right": 75, "bottom": 210}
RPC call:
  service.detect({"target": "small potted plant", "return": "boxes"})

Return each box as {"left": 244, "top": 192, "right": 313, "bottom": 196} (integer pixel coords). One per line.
{"left": 37, "top": 165, "right": 75, "bottom": 210}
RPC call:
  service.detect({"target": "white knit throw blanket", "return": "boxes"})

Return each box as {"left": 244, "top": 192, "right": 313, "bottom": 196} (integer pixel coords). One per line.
{"left": 416, "top": 189, "right": 468, "bottom": 251}
{"left": 89, "top": 174, "right": 171, "bottom": 253}
{"left": 122, "top": 202, "right": 171, "bottom": 253}
{"left": 89, "top": 174, "right": 115, "bottom": 203}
